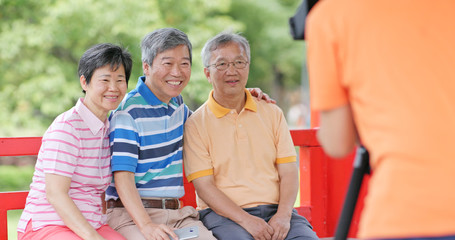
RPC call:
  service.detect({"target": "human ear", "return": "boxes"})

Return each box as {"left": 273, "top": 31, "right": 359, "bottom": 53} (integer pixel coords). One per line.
{"left": 80, "top": 75, "right": 88, "bottom": 91}
{"left": 143, "top": 62, "right": 150, "bottom": 75}
{"left": 204, "top": 68, "right": 212, "bottom": 84}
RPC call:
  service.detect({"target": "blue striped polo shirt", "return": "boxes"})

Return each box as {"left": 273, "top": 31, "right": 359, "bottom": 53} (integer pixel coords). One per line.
{"left": 106, "top": 76, "right": 190, "bottom": 200}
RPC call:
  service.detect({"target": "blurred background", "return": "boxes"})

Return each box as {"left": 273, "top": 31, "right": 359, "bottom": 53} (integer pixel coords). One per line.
{"left": 0, "top": 0, "right": 310, "bottom": 138}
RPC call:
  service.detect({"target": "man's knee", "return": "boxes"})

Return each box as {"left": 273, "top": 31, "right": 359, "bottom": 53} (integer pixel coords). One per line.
{"left": 115, "top": 225, "right": 145, "bottom": 240}
{"left": 211, "top": 223, "right": 253, "bottom": 240}
{"left": 286, "top": 212, "right": 319, "bottom": 240}
{"left": 200, "top": 209, "right": 253, "bottom": 240}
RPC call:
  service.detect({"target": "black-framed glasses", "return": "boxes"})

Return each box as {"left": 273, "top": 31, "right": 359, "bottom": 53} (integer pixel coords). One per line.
{"left": 209, "top": 60, "right": 249, "bottom": 71}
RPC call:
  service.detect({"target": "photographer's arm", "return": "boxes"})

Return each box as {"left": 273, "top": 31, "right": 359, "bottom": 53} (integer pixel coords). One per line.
{"left": 317, "top": 104, "right": 358, "bottom": 158}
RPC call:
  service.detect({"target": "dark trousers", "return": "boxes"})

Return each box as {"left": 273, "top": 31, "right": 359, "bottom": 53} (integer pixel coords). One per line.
{"left": 199, "top": 204, "right": 319, "bottom": 240}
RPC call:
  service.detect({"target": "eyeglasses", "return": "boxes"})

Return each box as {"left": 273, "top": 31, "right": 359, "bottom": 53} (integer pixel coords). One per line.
{"left": 209, "top": 60, "right": 249, "bottom": 71}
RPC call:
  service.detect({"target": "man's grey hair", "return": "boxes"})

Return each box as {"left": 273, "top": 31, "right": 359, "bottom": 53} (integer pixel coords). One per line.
{"left": 201, "top": 31, "right": 251, "bottom": 68}
{"left": 141, "top": 28, "right": 192, "bottom": 66}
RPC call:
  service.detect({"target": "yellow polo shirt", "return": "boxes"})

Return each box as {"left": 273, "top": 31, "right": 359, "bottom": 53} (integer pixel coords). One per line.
{"left": 183, "top": 89, "right": 296, "bottom": 209}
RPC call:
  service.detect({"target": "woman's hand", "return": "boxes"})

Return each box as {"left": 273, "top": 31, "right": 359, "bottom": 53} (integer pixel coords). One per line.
{"left": 247, "top": 88, "right": 276, "bottom": 103}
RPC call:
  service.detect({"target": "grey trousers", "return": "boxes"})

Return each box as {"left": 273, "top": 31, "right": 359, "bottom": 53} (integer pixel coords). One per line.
{"left": 199, "top": 204, "right": 319, "bottom": 239}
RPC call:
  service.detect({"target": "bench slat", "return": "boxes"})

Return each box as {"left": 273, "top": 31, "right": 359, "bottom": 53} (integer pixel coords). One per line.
{"left": 0, "top": 191, "right": 29, "bottom": 240}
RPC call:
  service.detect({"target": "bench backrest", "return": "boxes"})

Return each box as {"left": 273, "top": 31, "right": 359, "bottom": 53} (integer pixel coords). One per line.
{"left": 0, "top": 130, "right": 366, "bottom": 239}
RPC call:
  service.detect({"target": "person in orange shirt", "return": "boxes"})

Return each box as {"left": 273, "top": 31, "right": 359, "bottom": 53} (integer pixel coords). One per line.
{"left": 183, "top": 31, "right": 319, "bottom": 240}
{"left": 306, "top": 0, "right": 455, "bottom": 239}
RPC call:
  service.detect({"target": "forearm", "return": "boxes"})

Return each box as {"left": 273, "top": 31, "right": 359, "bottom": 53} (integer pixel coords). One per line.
{"left": 193, "top": 175, "right": 274, "bottom": 239}
{"left": 265, "top": 163, "right": 300, "bottom": 240}
{"left": 193, "top": 177, "right": 250, "bottom": 224}
{"left": 276, "top": 165, "right": 299, "bottom": 217}
{"left": 114, "top": 171, "right": 154, "bottom": 229}
{"left": 317, "top": 104, "right": 358, "bottom": 158}
{"left": 114, "top": 171, "right": 178, "bottom": 239}
{"left": 46, "top": 183, "right": 101, "bottom": 239}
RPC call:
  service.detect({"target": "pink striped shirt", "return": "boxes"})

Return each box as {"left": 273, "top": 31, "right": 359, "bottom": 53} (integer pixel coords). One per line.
{"left": 18, "top": 98, "right": 112, "bottom": 232}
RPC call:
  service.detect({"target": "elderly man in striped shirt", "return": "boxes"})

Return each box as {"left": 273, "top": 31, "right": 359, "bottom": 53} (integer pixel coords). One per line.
{"left": 105, "top": 28, "right": 271, "bottom": 240}
{"left": 104, "top": 28, "right": 215, "bottom": 240}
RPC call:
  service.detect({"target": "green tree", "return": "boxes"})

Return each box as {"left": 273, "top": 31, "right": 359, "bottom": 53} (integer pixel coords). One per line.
{"left": 227, "top": 0, "right": 305, "bottom": 110}
{"left": 0, "top": 0, "right": 305, "bottom": 136}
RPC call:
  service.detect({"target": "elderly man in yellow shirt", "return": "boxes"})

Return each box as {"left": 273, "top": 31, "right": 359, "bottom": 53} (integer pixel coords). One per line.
{"left": 183, "top": 31, "right": 319, "bottom": 240}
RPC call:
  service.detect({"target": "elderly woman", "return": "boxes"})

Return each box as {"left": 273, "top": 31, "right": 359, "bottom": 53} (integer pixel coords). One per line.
{"left": 17, "top": 43, "right": 132, "bottom": 240}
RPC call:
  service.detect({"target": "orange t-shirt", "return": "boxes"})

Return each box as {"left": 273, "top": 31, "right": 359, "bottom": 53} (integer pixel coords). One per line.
{"left": 183, "top": 90, "right": 296, "bottom": 210}
{"left": 307, "top": 0, "right": 455, "bottom": 238}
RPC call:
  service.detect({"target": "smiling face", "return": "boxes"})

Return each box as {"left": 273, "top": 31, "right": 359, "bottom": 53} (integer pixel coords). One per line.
{"left": 80, "top": 64, "right": 127, "bottom": 121}
{"left": 204, "top": 42, "right": 249, "bottom": 101}
{"left": 143, "top": 44, "right": 191, "bottom": 103}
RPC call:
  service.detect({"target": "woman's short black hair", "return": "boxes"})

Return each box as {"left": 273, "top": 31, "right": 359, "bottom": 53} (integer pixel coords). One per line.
{"left": 78, "top": 43, "right": 133, "bottom": 93}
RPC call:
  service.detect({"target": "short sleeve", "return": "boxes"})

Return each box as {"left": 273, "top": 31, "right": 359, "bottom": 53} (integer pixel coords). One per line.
{"left": 306, "top": 2, "right": 349, "bottom": 111}
{"left": 274, "top": 106, "right": 297, "bottom": 164}
{"left": 183, "top": 118, "right": 214, "bottom": 182}
{"left": 109, "top": 111, "right": 140, "bottom": 173}
{"left": 40, "top": 120, "right": 79, "bottom": 178}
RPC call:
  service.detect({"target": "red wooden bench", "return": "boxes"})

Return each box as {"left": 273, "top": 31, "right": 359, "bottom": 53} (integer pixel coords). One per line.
{"left": 0, "top": 129, "right": 366, "bottom": 239}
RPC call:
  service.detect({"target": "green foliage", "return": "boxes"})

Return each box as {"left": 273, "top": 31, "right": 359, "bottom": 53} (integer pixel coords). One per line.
{"left": 8, "top": 210, "right": 21, "bottom": 240}
{"left": 0, "top": 0, "right": 305, "bottom": 136}
{"left": 0, "top": 165, "right": 34, "bottom": 191}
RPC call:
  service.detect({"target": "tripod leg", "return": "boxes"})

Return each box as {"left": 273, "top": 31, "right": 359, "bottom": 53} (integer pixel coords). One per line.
{"left": 334, "top": 146, "right": 369, "bottom": 240}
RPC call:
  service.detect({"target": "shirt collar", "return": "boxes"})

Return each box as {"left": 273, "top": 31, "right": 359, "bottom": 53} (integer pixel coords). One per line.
{"left": 136, "top": 76, "right": 178, "bottom": 107}
{"left": 76, "top": 98, "right": 109, "bottom": 135}
{"left": 207, "top": 89, "right": 257, "bottom": 118}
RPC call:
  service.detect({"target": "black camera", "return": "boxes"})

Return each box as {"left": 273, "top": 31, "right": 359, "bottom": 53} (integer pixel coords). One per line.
{"left": 289, "top": 0, "right": 318, "bottom": 40}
